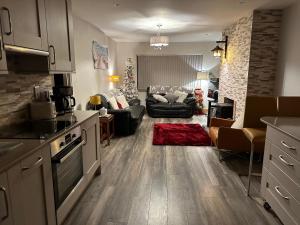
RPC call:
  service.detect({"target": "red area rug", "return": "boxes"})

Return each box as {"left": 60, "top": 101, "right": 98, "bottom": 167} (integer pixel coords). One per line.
{"left": 153, "top": 123, "right": 211, "bottom": 146}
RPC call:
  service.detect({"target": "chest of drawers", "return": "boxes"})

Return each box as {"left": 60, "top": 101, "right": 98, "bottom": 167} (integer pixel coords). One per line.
{"left": 261, "top": 125, "right": 300, "bottom": 225}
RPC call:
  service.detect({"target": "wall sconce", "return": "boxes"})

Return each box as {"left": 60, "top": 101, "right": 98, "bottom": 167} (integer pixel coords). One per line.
{"left": 211, "top": 36, "right": 228, "bottom": 58}
{"left": 108, "top": 75, "right": 120, "bottom": 83}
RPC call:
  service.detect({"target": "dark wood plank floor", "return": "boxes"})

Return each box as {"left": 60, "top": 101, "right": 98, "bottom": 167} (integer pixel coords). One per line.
{"left": 63, "top": 115, "right": 281, "bottom": 225}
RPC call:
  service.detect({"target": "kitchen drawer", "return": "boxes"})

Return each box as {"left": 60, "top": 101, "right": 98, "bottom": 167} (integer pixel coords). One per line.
{"left": 270, "top": 144, "right": 300, "bottom": 186}
{"left": 267, "top": 126, "right": 300, "bottom": 161}
{"left": 264, "top": 172, "right": 300, "bottom": 225}
{"left": 268, "top": 160, "right": 300, "bottom": 202}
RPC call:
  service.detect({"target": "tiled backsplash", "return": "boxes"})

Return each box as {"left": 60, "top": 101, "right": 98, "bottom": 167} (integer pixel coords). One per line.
{"left": 0, "top": 73, "right": 53, "bottom": 127}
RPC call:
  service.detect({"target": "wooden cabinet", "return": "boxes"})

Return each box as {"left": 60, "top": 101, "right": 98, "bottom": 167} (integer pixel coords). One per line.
{"left": 45, "top": 0, "right": 75, "bottom": 73}
{"left": 7, "top": 145, "right": 56, "bottom": 225}
{"left": 0, "top": 22, "right": 8, "bottom": 74}
{"left": 82, "top": 114, "right": 101, "bottom": 181}
{"left": 0, "top": 0, "right": 48, "bottom": 51}
{"left": 0, "top": 172, "right": 13, "bottom": 225}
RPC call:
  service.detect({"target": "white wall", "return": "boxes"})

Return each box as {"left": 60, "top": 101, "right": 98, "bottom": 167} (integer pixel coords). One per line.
{"left": 275, "top": 1, "right": 300, "bottom": 96}
{"left": 116, "top": 42, "right": 220, "bottom": 107}
{"left": 72, "top": 16, "right": 118, "bottom": 110}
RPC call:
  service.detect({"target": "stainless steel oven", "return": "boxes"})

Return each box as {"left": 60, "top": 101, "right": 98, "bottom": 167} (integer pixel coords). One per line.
{"left": 50, "top": 126, "right": 84, "bottom": 209}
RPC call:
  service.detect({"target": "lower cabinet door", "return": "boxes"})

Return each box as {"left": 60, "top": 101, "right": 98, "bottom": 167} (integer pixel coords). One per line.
{"left": 0, "top": 23, "right": 8, "bottom": 74}
{"left": 7, "top": 145, "right": 56, "bottom": 225}
{"left": 82, "top": 115, "right": 101, "bottom": 180}
{"left": 0, "top": 172, "right": 13, "bottom": 225}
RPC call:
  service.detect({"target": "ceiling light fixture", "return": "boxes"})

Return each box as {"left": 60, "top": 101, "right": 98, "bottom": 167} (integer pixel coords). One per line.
{"left": 211, "top": 36, "right": 228, "bottom": 58}
{"left": 150, "top": 25, "right": 169, "bottom": 50}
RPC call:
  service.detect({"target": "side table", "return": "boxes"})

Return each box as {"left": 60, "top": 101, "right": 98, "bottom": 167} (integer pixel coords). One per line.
{"left": 99, "top": 114, "right": 114, "bottom": 146}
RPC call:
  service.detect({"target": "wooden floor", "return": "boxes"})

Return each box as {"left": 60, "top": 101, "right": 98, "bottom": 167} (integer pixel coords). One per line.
{"left": 63, "top": 115, "right": 281, "bottom": 225}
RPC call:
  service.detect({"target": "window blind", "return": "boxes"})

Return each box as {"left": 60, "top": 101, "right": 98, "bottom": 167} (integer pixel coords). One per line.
{"left": 137, "top": 55, "right": 203, "bottom": 91}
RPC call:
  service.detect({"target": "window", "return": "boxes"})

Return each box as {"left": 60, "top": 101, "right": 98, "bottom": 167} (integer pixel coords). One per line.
{"left": 137, "top": 55, "right": 203, "bottom": 91}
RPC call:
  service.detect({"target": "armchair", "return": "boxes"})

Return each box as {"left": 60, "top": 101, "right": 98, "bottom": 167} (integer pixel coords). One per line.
{"left": 209, "top": 118, "right": 251, "bottom": 155}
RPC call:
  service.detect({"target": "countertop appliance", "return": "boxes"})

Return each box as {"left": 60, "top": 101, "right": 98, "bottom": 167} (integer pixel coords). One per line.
{"left": 52, "top": 74, "right": 76, "bottom": 115}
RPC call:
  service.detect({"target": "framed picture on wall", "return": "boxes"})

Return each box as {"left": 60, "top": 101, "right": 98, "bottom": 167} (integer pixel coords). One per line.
{"left": 92, "top": 40, "right": 109, "bottom": 70}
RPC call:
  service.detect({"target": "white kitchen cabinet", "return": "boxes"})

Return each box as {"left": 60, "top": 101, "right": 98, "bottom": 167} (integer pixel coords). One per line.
{"left": 0, "top": 172, "right": 13, "bottom": 225}
{"left": 7, "top": 145, "right": 56, "bottom": 225}
{"left": 45, "top": 0, "right": 75, "bottom": 73}
{"left": 0, "top": 22, "right": 8, "bottom": 74}
{"left": 82, "top": 114, "right": 101, "bottom": 182}
{"left": 0, "top": 0, "right": 48, "bottom": 51}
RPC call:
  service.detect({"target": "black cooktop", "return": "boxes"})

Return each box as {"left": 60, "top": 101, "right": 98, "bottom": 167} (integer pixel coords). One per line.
{"left": 0, "top": 119, "right": 77, "bottom": 140}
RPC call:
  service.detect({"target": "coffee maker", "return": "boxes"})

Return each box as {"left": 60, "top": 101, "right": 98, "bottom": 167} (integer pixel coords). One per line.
{"left": 52, "top": 74, "right": 76, "bottom": 115}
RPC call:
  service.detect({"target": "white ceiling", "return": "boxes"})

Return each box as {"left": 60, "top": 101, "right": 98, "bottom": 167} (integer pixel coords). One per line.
{"left": 72, "top": 0, "right": 295, "bottom": 42}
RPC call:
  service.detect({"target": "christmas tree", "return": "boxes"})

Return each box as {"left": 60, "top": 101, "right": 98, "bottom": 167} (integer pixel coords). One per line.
{"left": 121, "top": 58, "right": 139, "bottom": 101}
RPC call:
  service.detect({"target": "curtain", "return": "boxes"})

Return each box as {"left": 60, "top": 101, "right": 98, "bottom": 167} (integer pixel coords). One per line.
{"left": 137, "top": 55, "right": 203, "bottom": 91}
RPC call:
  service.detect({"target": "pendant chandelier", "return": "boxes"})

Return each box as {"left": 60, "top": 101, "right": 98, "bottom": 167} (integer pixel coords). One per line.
{"left": 150, "top": 25, "right": 169, "bottom": 50}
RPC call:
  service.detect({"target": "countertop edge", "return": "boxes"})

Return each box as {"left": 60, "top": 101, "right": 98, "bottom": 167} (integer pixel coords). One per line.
{"left": 0, "top": 110, "right": 99, "bottom": 173}
{"left": 261, "top": 116, "right": 300, "bottom": 142}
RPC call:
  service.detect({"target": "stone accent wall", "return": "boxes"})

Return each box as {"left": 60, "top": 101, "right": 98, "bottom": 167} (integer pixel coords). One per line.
{"left": 247, "top": 10, "right": 282, "bottom": 95}
{"left": 219, "top": 15, "right": 253, "bottom": 119}
{"left": 219, "top": 10, "right": 282, "bottom": 119}
{"left": 0, "top": 73, "right": 52, "bottom": 127}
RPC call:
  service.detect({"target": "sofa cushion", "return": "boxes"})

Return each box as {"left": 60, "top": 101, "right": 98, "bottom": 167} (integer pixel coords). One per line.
{"left": 153, "top": 94, "right": 168, "bottom": 103}
{"left": 164, "top": 93, "right": 179, "bottom": 103}
{"left": 174, "top": 90, "right": 188, "bottom": 103}
{"left": 108, "top": 96, "right": 119, "bottom": 110}
{"left": 129, "top": 105, "right": 145, "bottom": 120}
{"left": 116, "top": 95, "right": 129, "bottom": 109}
{"left": 150, "top": 102, "right": 190, "bottom": 111}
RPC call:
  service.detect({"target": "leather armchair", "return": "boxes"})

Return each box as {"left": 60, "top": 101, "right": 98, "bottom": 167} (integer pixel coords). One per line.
{"left": 209, "top": 118, "right": 251, "bottom": 152}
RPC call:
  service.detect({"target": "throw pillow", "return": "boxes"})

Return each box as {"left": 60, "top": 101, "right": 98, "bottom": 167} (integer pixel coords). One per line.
{"left": 117, "top": 101, "right": 123, "bottom": 109}
{"left": 108, "top": 96, "right": 119, "bottom": 110}
{"left": 153, "top": 94, "right": 168, "bottom": 103}
{"left": 231, "top": 115, "right": 244, "bottom": 129}
{"left": 174, "top": 90, "right": 188, "bottom": 103}
{"left": 164, "top": 93, "right": 179, "bottom": 104}
{"left": 116, "top": 95, "right": 129, "bottom": 109}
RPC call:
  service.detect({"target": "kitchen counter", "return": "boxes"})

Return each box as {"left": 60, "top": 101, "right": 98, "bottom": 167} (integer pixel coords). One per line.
{"left": 0, "top": 110, "right": 99, "bottom": 173}
{"left": 261, "top": 116, "right": 300, "bottom": 141}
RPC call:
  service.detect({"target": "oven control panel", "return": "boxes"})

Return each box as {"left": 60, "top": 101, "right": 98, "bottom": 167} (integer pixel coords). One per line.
{"left": 50, "top": 126, "right": 81, "bottom": 157}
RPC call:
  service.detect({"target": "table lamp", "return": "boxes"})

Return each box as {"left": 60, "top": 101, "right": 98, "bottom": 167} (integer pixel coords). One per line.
{"left": 90, "top": 95, "right": 102, "bottom": 110}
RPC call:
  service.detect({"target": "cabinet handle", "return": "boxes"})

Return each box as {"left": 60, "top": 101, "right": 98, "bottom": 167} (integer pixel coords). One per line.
{"left": 82, "top": 129, "right": 87, "bottom": 146}
{"left": 1, "top": 7, "right": 12, "bottom": 35}
{"left": 21, "top": 157, "right": 43, "bottom": 171}
{"left": 274, "top": 186, "right": 289, "bottom": 200}
{"left": 57, "top": 140, "right": 85, "bottom": 163}
{"left": 0, "top": 39, "right": 2, "bottom": 60}
{"left": 65, "top": 0, "right": 72, "bottom": 62}
{"left": 281, "top": 140, "right": 296, "bottom": 151}
{"left": 278, "top": 155, "right": 294, "bottom": 167}
{"left": 0, "top": 187, "right": 9, "bottom": 221}
{"left": 49, "top": 45, "right": 56, "bottom": 65}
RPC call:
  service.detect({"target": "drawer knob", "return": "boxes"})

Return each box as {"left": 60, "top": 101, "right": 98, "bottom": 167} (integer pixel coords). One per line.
{"left": 281, "top": 141, "right": 296, "bottom": 151}
{"left": 279, "top": 155, "right": 294, "bottom": 167}
{"left": 274, "top": 186, "right": 289, "bottom": 200}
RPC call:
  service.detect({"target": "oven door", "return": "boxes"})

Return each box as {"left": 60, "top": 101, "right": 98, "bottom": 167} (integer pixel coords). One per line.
{"left": 51, "top": 137, "right": 84, "bottom": 209}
